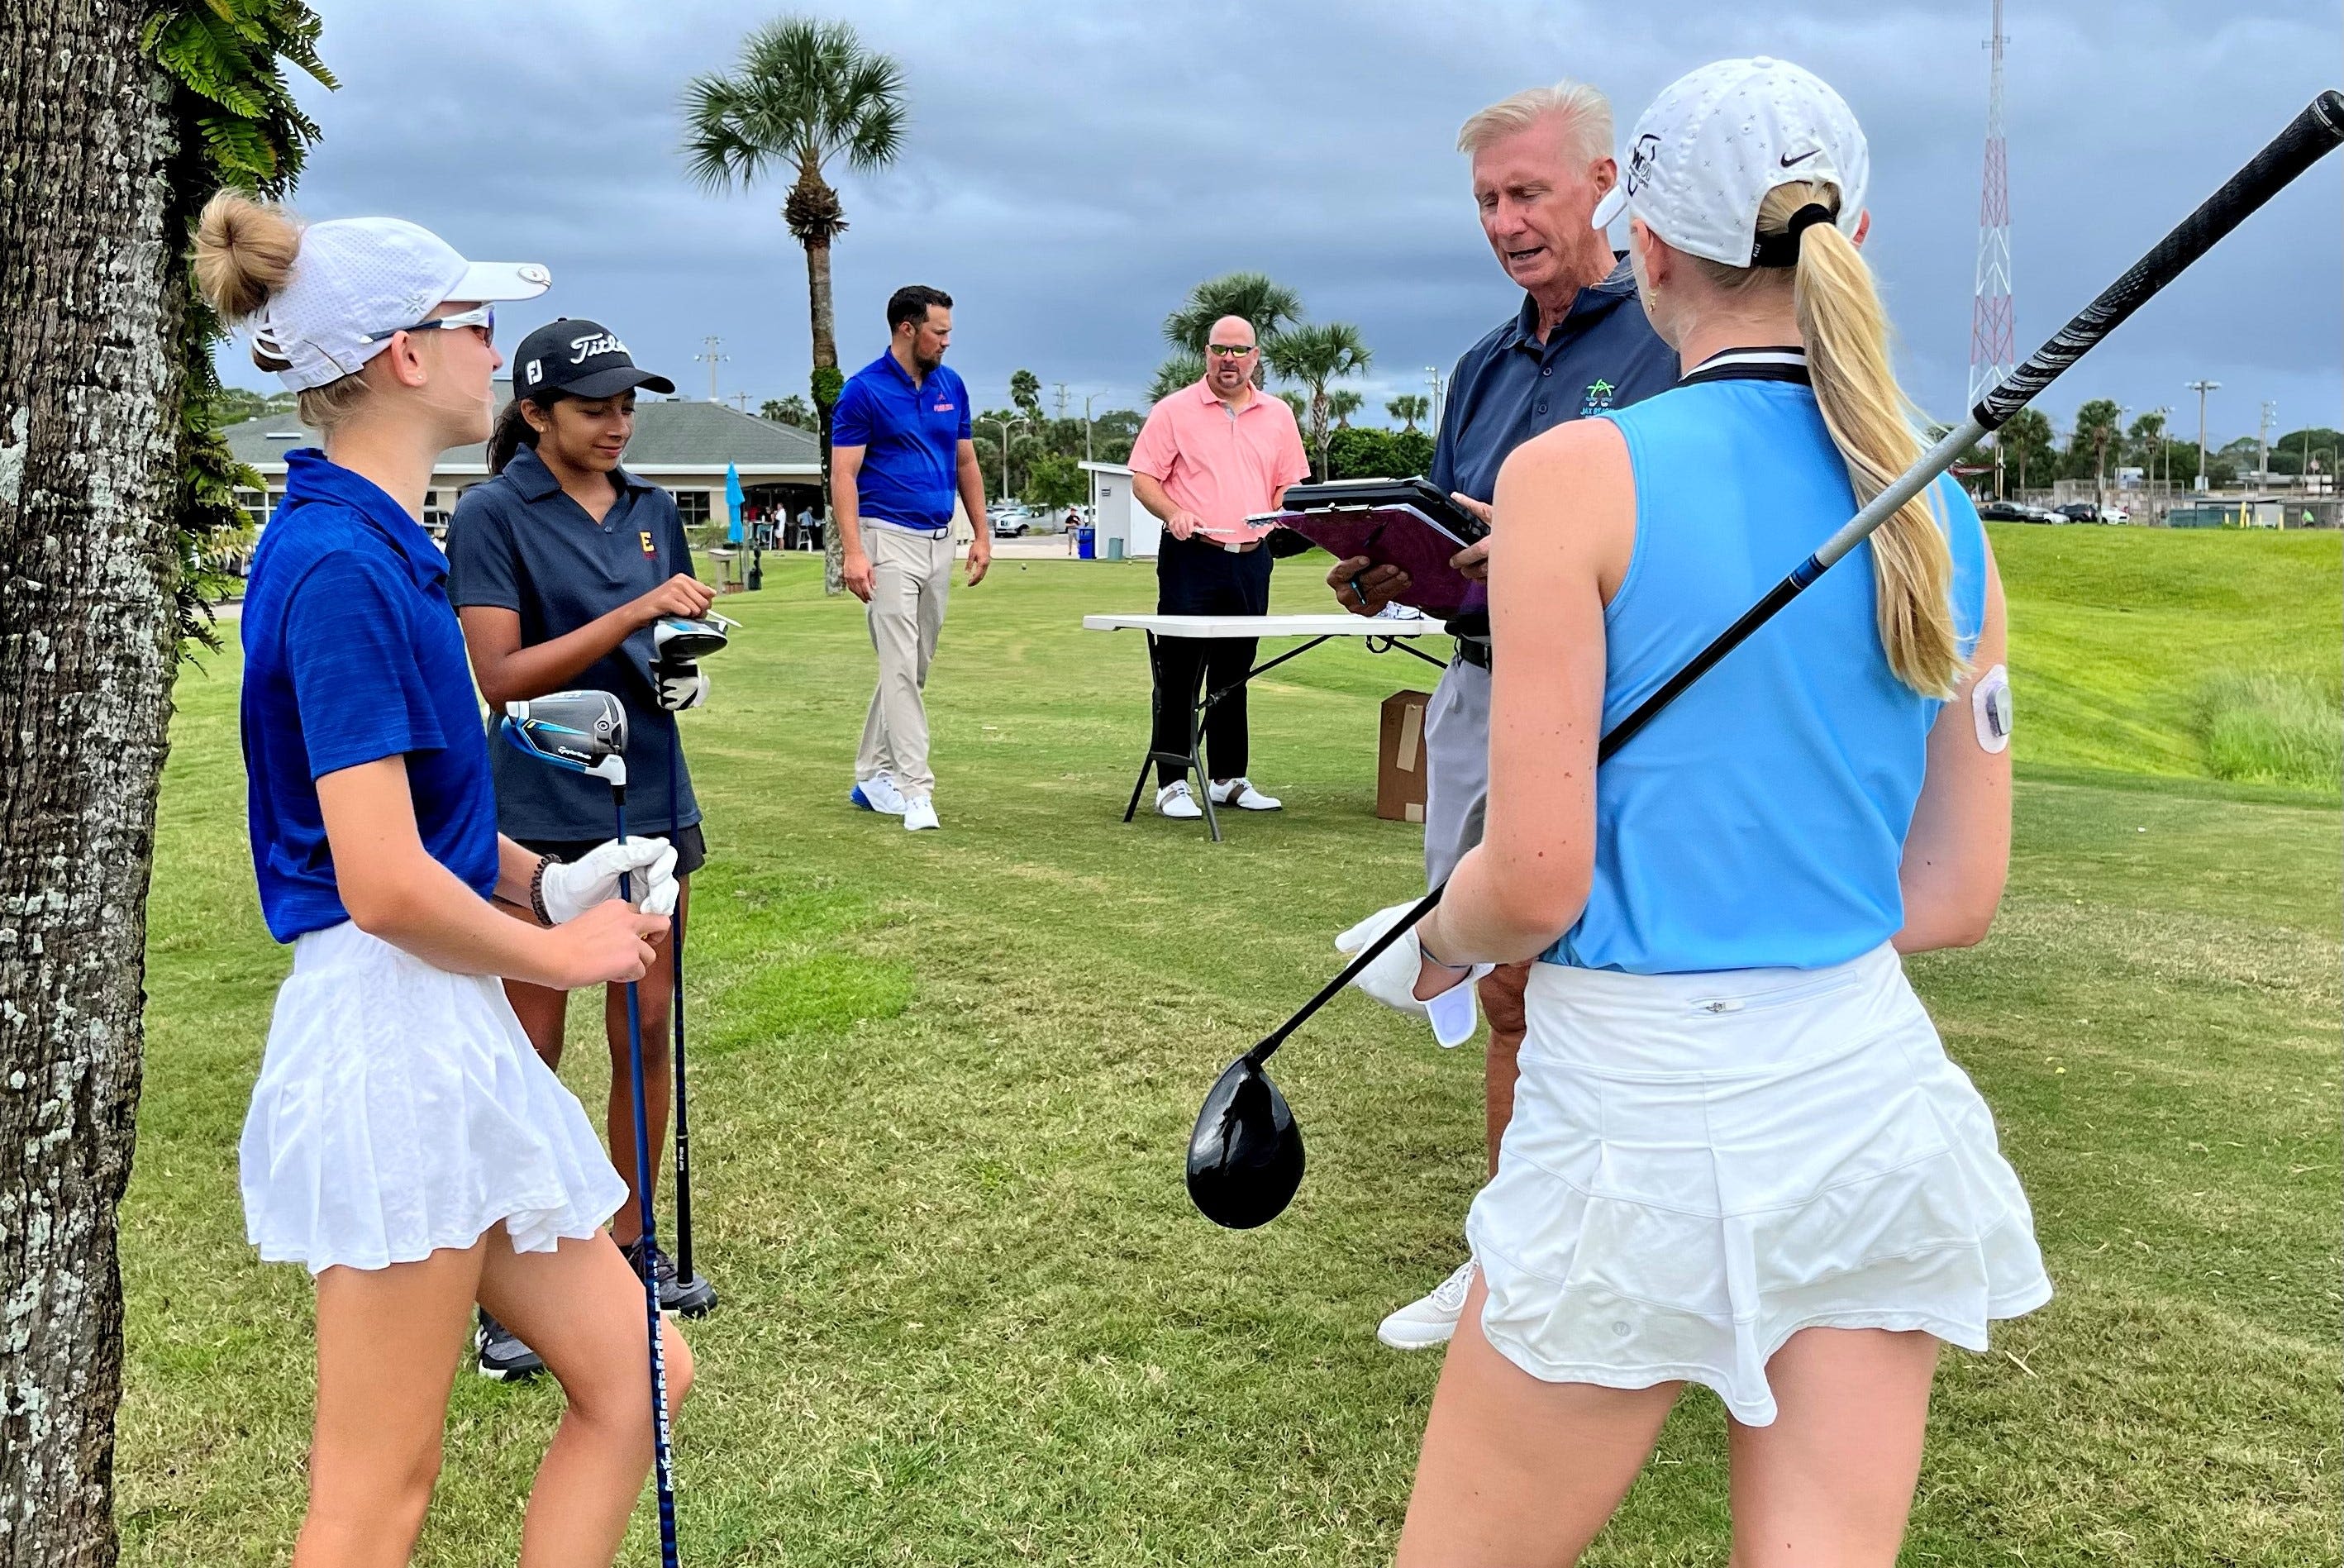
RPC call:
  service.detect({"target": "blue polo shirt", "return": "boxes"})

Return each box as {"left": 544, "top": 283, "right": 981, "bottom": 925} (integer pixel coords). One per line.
{"left": 444, "top": 446, "right": 700, "bottom": 841}
{"left": 831, "top": 350, "right": 970, "bottom": 533}
{"left": 1432, "top": 256, "right": 1679, "bottom": 636}
{"left": 241, "top": 450, "right": 502, "bottom": 942}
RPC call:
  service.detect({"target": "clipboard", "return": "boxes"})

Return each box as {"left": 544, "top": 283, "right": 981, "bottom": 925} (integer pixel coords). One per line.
{"left": 1251, "top": 478, "right": 1488, "bottom": 618}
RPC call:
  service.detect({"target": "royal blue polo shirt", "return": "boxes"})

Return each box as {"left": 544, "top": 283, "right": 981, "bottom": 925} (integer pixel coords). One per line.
{"left": 830, "top": 350, "right": 970, "bottom": 533}
{"left": 1432, "top": 256, "right": 1679, "bottom": 636}
{"left": 444, "top": 446, "right": 699, "bottom": 841}
{"left": 241, "top": 450, "right": 502, "bottom": 942}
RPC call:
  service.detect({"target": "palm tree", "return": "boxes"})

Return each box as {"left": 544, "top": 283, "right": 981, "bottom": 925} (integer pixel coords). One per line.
{"left": 1265, "top": 322, "right": 1372, "bottom": 479}
{"left": 1009, "top": 367, "right": 1043, "bottom": 423}
{"left": 1276, "top": 391, "right": 1310, "bottom": 427}
{"left": 1161, "top": 271, "right": 1304, "bottom": 353}
{"left": 1387, "top": 393, "right": 1430, "bottom": 433}
{"left": 760, "top": 393, "right": 814, "bottom": 429}
{"left": 683, "top": 17, "right": 907, "bottom": 592}
{"left": 1327, "top": 388, "right": 1364, "bottom": 429}
{"left": 1147, "top": 350, "right": 1203, "bottom": 404}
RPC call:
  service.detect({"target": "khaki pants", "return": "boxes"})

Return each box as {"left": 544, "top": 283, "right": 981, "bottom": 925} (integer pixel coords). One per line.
{"left": 855, "top": 524, "right": 955, "bottom": 798}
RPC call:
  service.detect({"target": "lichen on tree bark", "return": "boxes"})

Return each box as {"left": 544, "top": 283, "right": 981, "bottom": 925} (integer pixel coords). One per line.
{"left": 0, "top": 2, "right": 184, "bottom": 1562}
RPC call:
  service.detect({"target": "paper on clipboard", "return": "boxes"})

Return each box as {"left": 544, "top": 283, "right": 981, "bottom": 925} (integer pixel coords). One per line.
{"left": 1253, "top": 503, "right": 1483, "bottom": 619}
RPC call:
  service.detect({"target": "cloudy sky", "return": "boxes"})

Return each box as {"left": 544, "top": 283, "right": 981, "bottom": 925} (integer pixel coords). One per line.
{"left": 222, "top": 1, "right": 2340, "bottom": 445}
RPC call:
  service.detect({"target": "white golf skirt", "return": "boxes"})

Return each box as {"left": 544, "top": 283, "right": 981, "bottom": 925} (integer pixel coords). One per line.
{"left": 1466, "top": 943, "right": 2050, "bottom": 1427}
{"left": 241, "top": 921, "right": 627, "bottom": 1275}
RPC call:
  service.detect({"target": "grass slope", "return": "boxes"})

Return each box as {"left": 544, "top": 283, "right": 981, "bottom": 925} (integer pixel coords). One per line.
{"left": 121, "top": 533, "right": 2339, "bottom": 1564}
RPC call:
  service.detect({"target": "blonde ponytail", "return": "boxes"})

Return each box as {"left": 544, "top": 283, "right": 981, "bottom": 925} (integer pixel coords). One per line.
{"left": 191, "top": 191, "right": 374, "bottom": 431}
{"left": 193, "top": 190, "right": 300, "bottom": 324}
{"left": 1694, "top": 183, "right": 1965, "bottom": 698}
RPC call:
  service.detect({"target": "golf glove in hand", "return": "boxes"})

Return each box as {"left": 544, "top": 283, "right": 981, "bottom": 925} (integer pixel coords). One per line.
{"left": 1335, "top": 901, "right": 1494, "bottom": 1049}
{"left": 541, "top": 836, "right": 680, "bottom": 922}
{"left": 653, "top": 660, "right": 708, "bottom": 713}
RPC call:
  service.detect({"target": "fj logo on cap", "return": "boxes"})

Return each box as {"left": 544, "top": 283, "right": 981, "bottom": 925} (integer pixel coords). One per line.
{"left": 524, "top": 360, "right": 542, "bottom": 385}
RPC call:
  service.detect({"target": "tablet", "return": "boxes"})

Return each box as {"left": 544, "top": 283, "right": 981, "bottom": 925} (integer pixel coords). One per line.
{"left": 1251, "top": 478, "right": 1488, "bottom": 618}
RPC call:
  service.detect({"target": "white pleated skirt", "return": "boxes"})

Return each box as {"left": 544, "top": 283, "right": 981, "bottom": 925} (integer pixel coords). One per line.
{"left": 1466, "top": 943, "right": 2051, "bottom": 1427}
{"left": 241, "top": 921, "right": 628, "bottom": 1275}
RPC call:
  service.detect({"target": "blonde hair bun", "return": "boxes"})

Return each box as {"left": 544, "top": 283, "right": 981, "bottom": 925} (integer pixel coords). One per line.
{"left": 193, "top": 191, "right": 302, "bottom": 322}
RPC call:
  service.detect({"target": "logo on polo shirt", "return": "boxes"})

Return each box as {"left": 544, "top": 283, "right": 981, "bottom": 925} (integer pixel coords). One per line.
{"left": 640, "top": 531, "right": 656, "bottom": 555}
{"left": 1581, "top": 378, "right": 1617, "bottom": 416}
{"left": 932, "top": 399, "right": 955, "bottom": 412}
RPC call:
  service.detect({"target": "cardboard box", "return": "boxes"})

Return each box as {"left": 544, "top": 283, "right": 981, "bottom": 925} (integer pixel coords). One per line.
{"left": 1377, "top": 689, "right": 1432, "bottom": 822}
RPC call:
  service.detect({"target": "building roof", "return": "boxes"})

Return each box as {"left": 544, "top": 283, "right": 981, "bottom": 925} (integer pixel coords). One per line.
{"left": 223, "top": 380, "right": 821, "bottom": 480}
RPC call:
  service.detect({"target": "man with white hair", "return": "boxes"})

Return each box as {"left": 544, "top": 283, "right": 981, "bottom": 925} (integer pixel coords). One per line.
{"left": 1331, "top": 80, "right": 1678, "bottom": 1349}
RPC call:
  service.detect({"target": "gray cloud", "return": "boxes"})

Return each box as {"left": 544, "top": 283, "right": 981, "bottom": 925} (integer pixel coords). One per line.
{"left": 222, "top": 0, "right": 2340, "bottom": 442}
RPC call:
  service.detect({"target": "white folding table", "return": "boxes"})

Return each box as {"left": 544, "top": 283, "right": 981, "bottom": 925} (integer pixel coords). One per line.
{"left": 1082, "top": 610, "right": 1448, "bottom": 839}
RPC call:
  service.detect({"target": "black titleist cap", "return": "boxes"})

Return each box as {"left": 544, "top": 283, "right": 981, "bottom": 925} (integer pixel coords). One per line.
{"left": 512, "top": 317, "right": 677, "bottom": 401}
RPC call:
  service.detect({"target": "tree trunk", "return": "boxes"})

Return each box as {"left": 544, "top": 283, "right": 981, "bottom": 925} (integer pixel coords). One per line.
{"left": 0, "top": 4, "right": 184, "bottom": 1563}
{"left": 803, "top": 228, "right": 843, "bottom": 597}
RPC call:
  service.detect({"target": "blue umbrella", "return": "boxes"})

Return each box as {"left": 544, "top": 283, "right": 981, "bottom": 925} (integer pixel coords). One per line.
{"left": 724, "top": 463, "right": 745, "bottom": 545}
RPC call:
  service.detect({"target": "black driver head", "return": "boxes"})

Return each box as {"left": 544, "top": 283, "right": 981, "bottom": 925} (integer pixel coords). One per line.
{"left": 1186, "top": 1053, "right": 1305, "bottom": 1229}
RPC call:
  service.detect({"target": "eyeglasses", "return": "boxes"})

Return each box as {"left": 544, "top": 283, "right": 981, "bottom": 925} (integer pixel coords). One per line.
{"left": 366, "top": 303, "right": 495, "bottom": 346}
{"left": 1206, "top": 343, "right": 1256, "bottom": 358}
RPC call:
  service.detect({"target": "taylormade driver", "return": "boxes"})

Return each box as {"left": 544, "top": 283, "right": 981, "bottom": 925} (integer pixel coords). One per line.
{"left": 1189, "top": 88, "right": 2344, "bottom": 1231}
{"left": 499, "top": 690, "right": 684, "bottom": 1566}
{"left": 652, "top": 614, "right": 735, "bottom": 1313}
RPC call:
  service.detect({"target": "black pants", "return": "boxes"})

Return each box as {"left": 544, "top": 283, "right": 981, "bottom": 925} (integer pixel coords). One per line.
{"left": 1151, "top": 536, "right": 1272, "bottom": 787}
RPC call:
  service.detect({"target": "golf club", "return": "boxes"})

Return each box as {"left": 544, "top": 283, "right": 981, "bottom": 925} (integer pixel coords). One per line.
{"left": 502, "top": 690, "right": 684, "bottom": 1567}
{"left": 1189, "top": 88, "right": 2344, "bottom": 1231}
{"left": 650, "top": 613, "right": 735, "bottom": 1303}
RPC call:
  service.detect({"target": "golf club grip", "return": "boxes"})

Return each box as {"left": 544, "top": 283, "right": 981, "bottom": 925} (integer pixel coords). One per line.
{"left": 1975, "top": 90, "right": 2344, "bottom": 430}
{"left": 1250, "top": 883, "right": 1444, "bottom": 1063}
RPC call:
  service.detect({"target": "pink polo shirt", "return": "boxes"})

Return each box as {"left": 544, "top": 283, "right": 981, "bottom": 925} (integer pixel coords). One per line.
{"left": 1128, "top": 379, "right": 1311, "bottom": 546}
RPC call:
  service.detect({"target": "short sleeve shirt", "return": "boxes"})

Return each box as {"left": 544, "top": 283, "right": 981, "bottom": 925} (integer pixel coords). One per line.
{"left": 240, "top": 450, "right": 502, "bottom": 942}
{"left": 1431, "top": 258, "right": 1680, "bottom": 636}
{"left": 831, "top": 352, "right": 971, "bottom": 533}
{"left": 444, "top": 446, "right": 701, "bottom": 841}
{"left": 1127, "top": 381, "right": 1312, "bottom": 546}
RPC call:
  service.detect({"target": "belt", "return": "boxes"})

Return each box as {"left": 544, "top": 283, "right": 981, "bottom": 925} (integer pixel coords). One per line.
{"left": 1453, "top": 637, "right": 1492, "bottom": 670}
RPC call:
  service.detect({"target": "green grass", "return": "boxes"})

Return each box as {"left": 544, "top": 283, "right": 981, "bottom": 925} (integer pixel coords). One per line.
{"left": 121, "top": 529, "right": 2340, "bottom": 1564}
{"left": 2194, "top": 669, "right": 2343, "bottom": 793}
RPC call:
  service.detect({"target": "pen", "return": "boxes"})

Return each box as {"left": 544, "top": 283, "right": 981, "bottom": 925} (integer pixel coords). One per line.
{"left": 1349, "top": 573, "right": 1366, "bottom": 608}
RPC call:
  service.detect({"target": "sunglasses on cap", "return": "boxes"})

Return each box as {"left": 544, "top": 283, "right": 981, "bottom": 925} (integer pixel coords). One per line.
{"left": 1206, "top": 343, "right": 1256, "bottom": 358}
{"left": 365, "top": 303, "right": 495, "bottom": 346}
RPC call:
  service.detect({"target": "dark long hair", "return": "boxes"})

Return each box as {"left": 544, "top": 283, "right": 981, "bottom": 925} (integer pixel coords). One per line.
{"left": 487, "top": 392, "right": 566, "bottom": 475}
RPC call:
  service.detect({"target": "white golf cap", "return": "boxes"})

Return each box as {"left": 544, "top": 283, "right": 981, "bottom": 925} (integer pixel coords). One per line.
{"left": 1590, "top": 56, "right": 1869, "bottom": 269}
{"left": 249, "top": 216, "right": 550, "bottom": 391}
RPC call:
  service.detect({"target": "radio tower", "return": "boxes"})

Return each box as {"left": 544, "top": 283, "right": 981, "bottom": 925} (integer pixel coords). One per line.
{"left": 1968, "top": 0, "right": 2016, "bottom": 411}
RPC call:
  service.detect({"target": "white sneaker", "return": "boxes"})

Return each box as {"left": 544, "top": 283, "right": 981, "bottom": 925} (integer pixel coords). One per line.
{"left": 1155, "top": 780, "right": 1203, "bottom": 820}
{"left": 1210, "top": 777, "right": 1282, "bottom": 811}
{"left": 851, "top": 774, "right": 907, "bottom": 815}
{"left": 1376, "top": 1257, "right": 1477, "bottom": 1351}
{"left": 902, "top": 796, "right": 939, "bottom": 832}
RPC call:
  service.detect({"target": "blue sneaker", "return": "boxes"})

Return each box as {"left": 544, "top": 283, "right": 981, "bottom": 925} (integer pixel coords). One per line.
{"left": 850, "top": 774, "right": 907, "bottom": 815}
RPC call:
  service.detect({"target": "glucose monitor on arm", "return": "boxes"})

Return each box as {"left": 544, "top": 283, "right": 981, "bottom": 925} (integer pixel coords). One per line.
{"left": 1972, "top": 664, "right": 2013, "bottom": 753}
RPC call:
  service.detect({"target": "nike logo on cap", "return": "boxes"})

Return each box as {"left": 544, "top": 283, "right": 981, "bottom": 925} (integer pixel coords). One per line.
{"left": 1779, "top": 148, "right": 1822, "bottom": 168}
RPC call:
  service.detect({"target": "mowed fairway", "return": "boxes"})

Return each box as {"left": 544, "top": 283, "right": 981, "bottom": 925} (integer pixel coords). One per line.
{"left": 120, "top": 528, "right": 2339, "bottom": 1565}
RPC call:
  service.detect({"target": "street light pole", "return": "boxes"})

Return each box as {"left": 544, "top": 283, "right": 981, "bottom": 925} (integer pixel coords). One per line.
{"left": 2185, "top": 379, "right": 2220, "bottom": 493}
{"left": 1425, "top": 365, "right": 1445, "bottom": 434}
{"left": 976, "top": 417, "right": 1027, "bottom": 502}
{"left": 1082, "top": 393, "right": 1097, "bottom": 465}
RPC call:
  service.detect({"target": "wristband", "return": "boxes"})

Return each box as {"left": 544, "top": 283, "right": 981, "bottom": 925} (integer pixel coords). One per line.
{"left": 528, "top": 854, "right": 558, "bottom": 926}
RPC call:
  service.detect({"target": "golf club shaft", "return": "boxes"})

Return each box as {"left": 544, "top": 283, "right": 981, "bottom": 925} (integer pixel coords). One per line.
{"left": 1249, "top": 91, "right": 2344, "bottom": 1068}
{"left": 617, "top": 796, "right": 683, "bottom": 1568}
{"left": 668, "top": 730, "right": 694, "bottom": 1281}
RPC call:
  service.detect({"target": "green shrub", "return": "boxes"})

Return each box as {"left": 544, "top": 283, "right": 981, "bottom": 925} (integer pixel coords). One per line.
{"left": 2195, "top": 668, "right": 2343, "bottom": 793}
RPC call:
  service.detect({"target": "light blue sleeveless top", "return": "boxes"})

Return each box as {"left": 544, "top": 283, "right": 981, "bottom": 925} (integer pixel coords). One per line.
{"left": 1542, "top": 350, "right": 1987, "bottom": 975}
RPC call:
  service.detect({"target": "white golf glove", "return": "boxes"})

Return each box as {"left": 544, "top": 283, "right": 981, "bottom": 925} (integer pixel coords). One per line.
{"left": 1336, "top": 901, "right": 1494, "bottom": 1049}
{"left": 540, "top": 836, "right": 679, "bottom": 922}
{"left": 653, "top": 660, "right": 708, "bottom": 713}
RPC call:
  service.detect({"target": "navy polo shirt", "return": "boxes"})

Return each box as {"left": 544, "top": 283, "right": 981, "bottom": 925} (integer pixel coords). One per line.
{"left": 241, "top": 450, "right": 502, "bottom": 942}
{"left": 831, "top": 350, "right": 970, "bottom": 533}
{"left": 1432, "top": 256, "right": 1679, "bottom": 636}
{"left": 444, "top": 446, "right": 700, "bottom": 841}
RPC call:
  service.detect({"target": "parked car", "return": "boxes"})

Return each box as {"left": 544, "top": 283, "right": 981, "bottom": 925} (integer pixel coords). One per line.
{"left": 1979, "top": 499, "right": 2062, "bottom": 524}
{"left": 989, "top": 507, "right": 1037, "bottom": 537}
{"left": 2054, "top": 503, "right": 2100, "bottom": 523}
